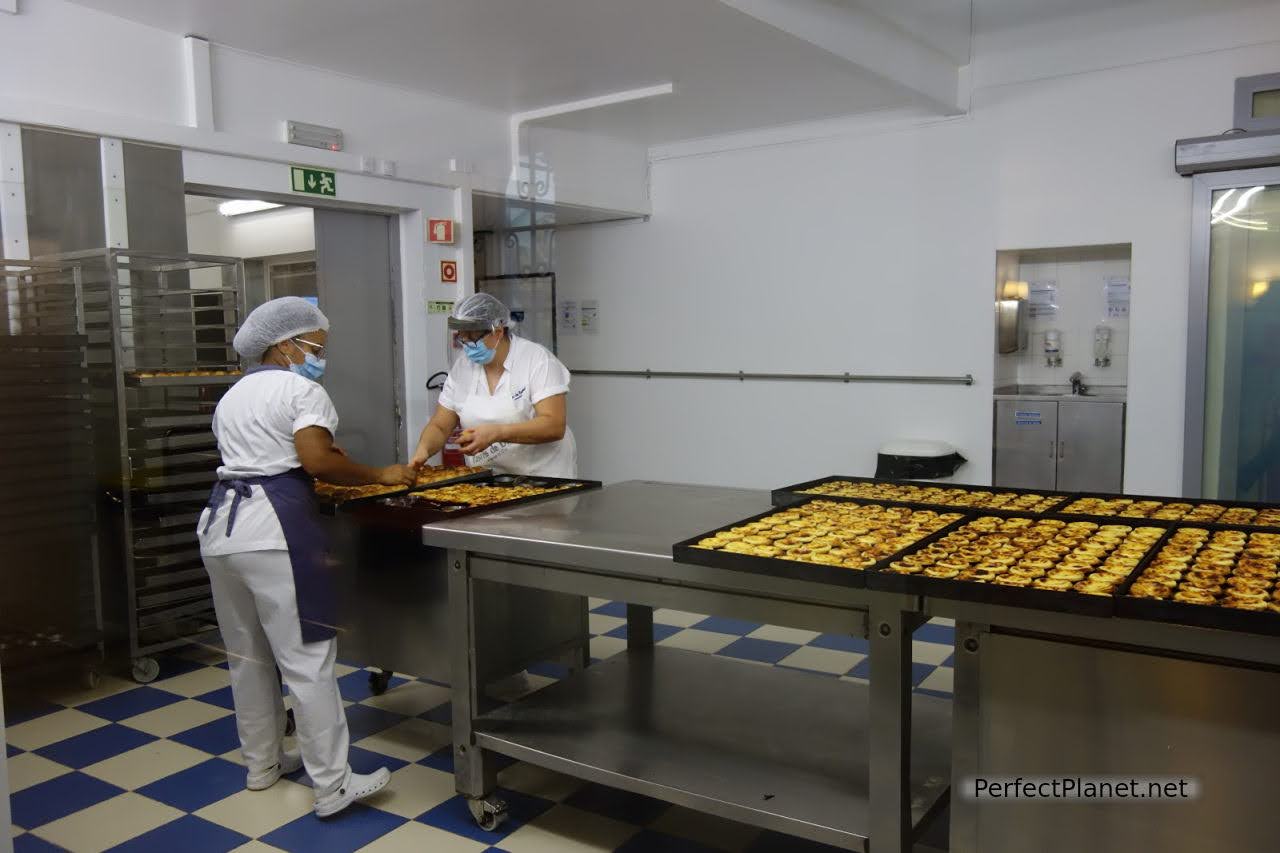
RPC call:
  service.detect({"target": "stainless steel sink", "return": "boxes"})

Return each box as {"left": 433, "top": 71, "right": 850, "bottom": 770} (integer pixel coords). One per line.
{"left": 993, "top": 384, "right": 1127, "bottom": 401}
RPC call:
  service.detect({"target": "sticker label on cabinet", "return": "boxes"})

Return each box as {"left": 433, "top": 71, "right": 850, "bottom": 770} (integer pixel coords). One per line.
{"left": 1015, "top": 410, "right": 1042, "bottom": 426}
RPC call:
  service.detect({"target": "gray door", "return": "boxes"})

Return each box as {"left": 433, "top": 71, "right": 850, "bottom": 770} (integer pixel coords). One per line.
{"left": 313, "top": 209, "right": 403, "bottom": 465}
{"left": 1057, "top": 401, "right": 1125, "bottom": 493}
{"left": 994, "top": 400, "right": 1059, "bottom": 490}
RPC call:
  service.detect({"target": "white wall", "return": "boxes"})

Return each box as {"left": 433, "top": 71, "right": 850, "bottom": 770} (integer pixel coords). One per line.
{"left": 185, "top": 205, "right": 315, "bottom": 259}
{"left": 556, "top": 6, "right": 1280, "bottom": 496}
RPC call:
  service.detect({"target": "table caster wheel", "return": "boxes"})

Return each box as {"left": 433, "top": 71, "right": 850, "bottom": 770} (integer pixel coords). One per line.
{"left": 132, "top": 657, "right": 160, "bottom": 684}
{"left": 467, "top": 796, "right": 508, "bottom": 832}
{"left": 369, "top": 669, "right": 393, "bottom": 696}
{"left": 82, "top": 667, "right": 101, "bottom": 690}
{"left": 285, "top": 708, "right": 296, "bottom": 737}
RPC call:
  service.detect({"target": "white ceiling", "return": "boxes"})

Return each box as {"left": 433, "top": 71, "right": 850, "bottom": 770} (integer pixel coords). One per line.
{"left": 66, "top": 0, "right": 976, "bottom": 144}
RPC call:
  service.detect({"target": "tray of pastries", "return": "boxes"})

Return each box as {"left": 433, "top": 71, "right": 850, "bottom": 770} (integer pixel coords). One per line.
{"left": 126, "top": 369, "right": 243, "bottom": 386}
{"left": 314, "top": 465, "right": 490, "bottom": 508}
{"left": 869, "top": 515, "right": 1167, "bottom": 614}
{"left": 407, "top": 480, "right": 580, "bottom": 507}
{"left": 1118, "top": 526, "right": 1280, "bottom": 635}
{"left": 1058, "top": 493, "right": 1280, "bottom": 528}
{"left": 673, "top": 499, "right": 966, "bottom": 589}
{"left": 772, "top": 475, "right": 1067, "bottom": 515}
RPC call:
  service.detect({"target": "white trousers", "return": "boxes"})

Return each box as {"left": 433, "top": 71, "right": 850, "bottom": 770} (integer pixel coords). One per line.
{"left": 204, "top": 550, "right": 350, "bottom": 797}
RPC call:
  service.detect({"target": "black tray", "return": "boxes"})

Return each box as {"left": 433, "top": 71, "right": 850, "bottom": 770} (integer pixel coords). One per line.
{"left": 672, "top": 498, "right": 972, "bottom": 589}
{"left": 1115, "top": 526, "right": 1280, "bottom": 636}
{"left": 315, "top": 467, "right": 491, "bottom": 514}
{"left": 345, "top": 474, "right": 602, "bottom": 530}
{"left": 865, "top": 517, "right": 1174, "bottom": 617}
{"left": 772, "top": 475, "right": 1073, "bottom": 516}
{"left": 1056, "top": 491, "right": 1280, "bottom": 532}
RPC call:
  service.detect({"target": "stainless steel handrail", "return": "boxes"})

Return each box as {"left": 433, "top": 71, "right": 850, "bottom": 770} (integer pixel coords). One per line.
{"left": 568, "top": 368, "right": 974, "bottom": 385}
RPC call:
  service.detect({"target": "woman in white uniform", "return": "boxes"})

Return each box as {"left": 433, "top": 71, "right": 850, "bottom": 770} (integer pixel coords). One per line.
{"left": 411, "top": 293, "right": 577, "bottom": 477}
{"left": 198, "top": 297, "right": 415, "bottom": 818}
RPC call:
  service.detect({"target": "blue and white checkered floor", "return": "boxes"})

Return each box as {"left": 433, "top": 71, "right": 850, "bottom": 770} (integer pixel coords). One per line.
{"left": 5, "top": 601, "right": 956, "bottom": 853}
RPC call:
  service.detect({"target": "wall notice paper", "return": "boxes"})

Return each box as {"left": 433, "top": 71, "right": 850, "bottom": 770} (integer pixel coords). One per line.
{"left": 1105, "top": 276, "right": 1131, "bottom": 318}
{"left": 558, "top": 300, "right": 579, "bottom": 333}
{"left": 1028, "top": 281, "right": 1058, "bottom": 320}
{"left": 581, "top": 300, "right": 599, "bottom": 335}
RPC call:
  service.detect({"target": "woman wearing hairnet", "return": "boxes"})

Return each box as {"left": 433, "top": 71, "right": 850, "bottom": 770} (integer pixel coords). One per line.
{"left": 198, "top": 297, "right": 414, "bottom": 818}
{"left": 411, "top": 293, "right": 577, "bottom": 477}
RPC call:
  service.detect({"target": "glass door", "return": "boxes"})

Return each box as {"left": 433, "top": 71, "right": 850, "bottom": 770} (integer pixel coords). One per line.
{"left": 1186, "top": 168, "right": 1280, "bottom": 499}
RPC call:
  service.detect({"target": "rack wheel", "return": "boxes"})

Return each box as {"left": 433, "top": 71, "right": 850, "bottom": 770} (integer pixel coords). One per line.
{"left": 285, "top": 708, "right": 296, "bottom": 737}
{"left": 82, "top": 668, "right": 101, "bottom": 690}
{"left": 368, "top": 670, "right": 393, "bottom": 696}
{"left": 132, "top": 657, "right": 160, "bottom": 684}
{"left": 467, "top": 796, "right": 508, "bottom": 832}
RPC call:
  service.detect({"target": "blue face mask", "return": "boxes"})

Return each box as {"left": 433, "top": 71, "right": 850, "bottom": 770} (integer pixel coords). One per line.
{"left": 289, "top": 342, "right": 327, "bottom": 381}
{"left": 462, "top": 339, "right": 497, "bottom": 365}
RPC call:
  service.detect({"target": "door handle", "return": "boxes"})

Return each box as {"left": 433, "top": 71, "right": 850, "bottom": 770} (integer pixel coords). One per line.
{"left": 1049, "top": 441, "right": 1056, "bottom": 459}
{"left": 1059, "top": 440, "right": 1066, "bottom": 460}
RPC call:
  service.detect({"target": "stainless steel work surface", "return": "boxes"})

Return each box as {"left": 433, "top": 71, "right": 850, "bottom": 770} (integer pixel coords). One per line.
{"left": 473, "top": 646, "right": 952, "bottom": 851}
{"left": 423, "top": 480, "right": 771, "bottom": 574}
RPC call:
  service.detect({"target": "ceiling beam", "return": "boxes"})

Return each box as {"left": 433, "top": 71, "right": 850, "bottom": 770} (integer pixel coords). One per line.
{"left": 717, "top": 0, "right": 966, "bottom": 115}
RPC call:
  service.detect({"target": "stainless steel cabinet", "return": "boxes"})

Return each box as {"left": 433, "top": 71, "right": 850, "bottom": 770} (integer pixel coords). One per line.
{"left": 1057, "top": 401, "right": 1125, "bottom": 492}
{"left": 994, "top": 400, "right": 1059, "bottom": 490}
{"left": 994, "top": 399, "right": 1125, "bottom": 491}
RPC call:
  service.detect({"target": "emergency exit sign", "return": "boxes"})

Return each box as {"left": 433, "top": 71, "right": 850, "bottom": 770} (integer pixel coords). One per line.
{"left": 427, "top": 300, "right": 454, "bottom": 314}
{"left": 291, "top": 166, "right": 336, "bottom": 196}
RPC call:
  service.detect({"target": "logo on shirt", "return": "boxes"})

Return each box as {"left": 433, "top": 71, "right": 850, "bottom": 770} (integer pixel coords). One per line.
{"left": 512, "top": 386, "right": 526, "bottom": 402}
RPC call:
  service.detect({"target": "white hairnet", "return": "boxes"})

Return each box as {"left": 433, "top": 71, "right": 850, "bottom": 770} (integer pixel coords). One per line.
{"left": 448, "top": 292, "right": 510, "bottom": 331}
{"left": 233, "top": 296, "right": 330, "bottom": 361}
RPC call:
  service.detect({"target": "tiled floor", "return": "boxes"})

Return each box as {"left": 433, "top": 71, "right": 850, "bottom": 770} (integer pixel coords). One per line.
{"left": 5, "top": 603, "right": 956, "bottom": 853}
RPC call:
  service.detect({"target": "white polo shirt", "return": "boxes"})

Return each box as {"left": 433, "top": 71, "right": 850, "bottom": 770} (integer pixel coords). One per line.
{"left": 438, "top": 335, "right": 577, "bottom": 478}
{"left": 198, "top": 369, "right": 339, "bottom": 555}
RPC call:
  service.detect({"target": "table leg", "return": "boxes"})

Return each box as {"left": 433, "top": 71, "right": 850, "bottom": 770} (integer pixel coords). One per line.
{"left": 447, "top": 549, "right": 498, "bottom": 800}
{"left": 949, "top": 621, "right": 984, "bottom": 853}
{"left": 869, "top": 602, "right": 912, "bottom": 853}
{"left": 626, "top": 603, "right": 654, "bottom": 649}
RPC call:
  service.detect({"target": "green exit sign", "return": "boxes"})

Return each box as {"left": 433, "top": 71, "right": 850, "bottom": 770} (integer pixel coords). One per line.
{"left": 291, "top": 166, "right": 336, "bottom": 196}
{"left": 427, "top": 300, "right": 454, "bottom": 315}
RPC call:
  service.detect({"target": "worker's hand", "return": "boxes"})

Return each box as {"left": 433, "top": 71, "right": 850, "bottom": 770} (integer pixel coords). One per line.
{"left": 377, "top": 464, "right": 417, "bottom": 487}
{"left": 330, "top": 444, "right": 348, "bottom": 457}
{"left": 457, "top": 425, "right": 504, "bottom": 455}
{"left": 409, "top": 447, "right": 431, "bottom": 470}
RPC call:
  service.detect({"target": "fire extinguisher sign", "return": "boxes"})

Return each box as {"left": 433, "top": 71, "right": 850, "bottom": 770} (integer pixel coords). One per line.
{"left": 427, "top": 219, "right": 455, "bottom": 244}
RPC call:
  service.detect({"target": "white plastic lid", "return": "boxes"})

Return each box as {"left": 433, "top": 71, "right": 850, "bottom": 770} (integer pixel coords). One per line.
{"left": 877, "top": 439, "right": 959, "bottom": 458}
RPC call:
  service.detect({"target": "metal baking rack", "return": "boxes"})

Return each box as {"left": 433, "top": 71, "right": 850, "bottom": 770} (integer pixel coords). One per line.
{"left": 0, "top": 257, "right": 104, "bottom": 686}
{"left": 49, "top": 249, "right": 245, "bottom": 683}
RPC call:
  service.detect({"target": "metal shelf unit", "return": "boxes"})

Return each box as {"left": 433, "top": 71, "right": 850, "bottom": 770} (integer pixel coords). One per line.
{"left": 52, "top": 249, "right": 245, "bottom": 681}
{"left": 0, "top": 258, "right": 103, "bottom": 685}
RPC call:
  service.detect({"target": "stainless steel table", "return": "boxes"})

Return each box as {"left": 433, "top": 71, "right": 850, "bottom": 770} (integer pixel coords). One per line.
{"left": 423, "top": 481, "right": 951, "bottom": 853}
{"left": 931, "top": 600, "right": 1280, "bottom": 853}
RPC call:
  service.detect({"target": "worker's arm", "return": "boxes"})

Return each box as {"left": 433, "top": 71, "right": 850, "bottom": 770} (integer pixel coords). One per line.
{"left": 457, "top": 394, "right": 566, "bottom": 455}
{"left": 410, "top": 406, "right": 461, "bottom": 469}
{"left": 295, "top": 426, "right": 415, "bottom": 486}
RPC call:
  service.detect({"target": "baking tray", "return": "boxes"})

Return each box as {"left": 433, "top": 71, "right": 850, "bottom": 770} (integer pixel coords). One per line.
{"left": 771, "top": 475, "right": 1073, "bottom": 515}
{"left": 125, "top": 372, "right": 242, "bottom": 388}
{"left": 865, "top": 518, "right": 1174, "bottom": 617}
{"left": 673, "top": 497, "right": 972, "bottom": 590}
{"left": 343, "top": 474, "right": 602, "bottom": 529}
{"left": 1115, "top": 526, "right": 1280, "bottom": 636}
{"left": 314, "top": 467, "right": 493, "bottom": 513}
{"left": 1056, "top": 491, "right": 1280, "bottom": 531}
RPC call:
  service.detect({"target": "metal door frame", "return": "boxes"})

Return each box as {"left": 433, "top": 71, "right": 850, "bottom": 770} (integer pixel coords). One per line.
{"left": 1182, "top": 166, "right": 1280, "bottom": 498}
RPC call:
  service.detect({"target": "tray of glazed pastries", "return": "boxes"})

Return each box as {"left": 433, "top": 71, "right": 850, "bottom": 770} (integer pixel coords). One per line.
{"left": 771, "top": 475, "right": 1068, "bottom": 515}
{"left": 673, "top": 498, "right": 966, "bottom": 588}
{"left": 314, "top": 465, "right": 490, "bottom": 508}
{"left": 868, "top": 515, "right": 1168, "bottom": 615}
{"left": 1057, "top": 493, "right": 1280, "bottom": 528}
{"left": 1118, "top": 526, "right": 1280, "bottom": 635}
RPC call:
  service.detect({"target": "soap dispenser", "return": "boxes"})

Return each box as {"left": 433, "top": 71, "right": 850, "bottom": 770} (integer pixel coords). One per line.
{"left": 1094, "top": 325, "right": 1112, "bottom": 368}
{"left": 1044, "top": 329, "right": 1063, "bottom": 367}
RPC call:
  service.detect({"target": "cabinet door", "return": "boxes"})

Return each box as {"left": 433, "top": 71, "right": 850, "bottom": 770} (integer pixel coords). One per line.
{"left": 1057, "top": 402, "right": 1125, "bottom": 493}
{"left": 994, "top": 401, "right": 1059, "bottom": 490}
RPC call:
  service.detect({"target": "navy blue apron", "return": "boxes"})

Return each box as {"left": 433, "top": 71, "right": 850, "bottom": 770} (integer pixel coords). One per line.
{"left": 203, "top": 364, "right": 337, "bottom": 643}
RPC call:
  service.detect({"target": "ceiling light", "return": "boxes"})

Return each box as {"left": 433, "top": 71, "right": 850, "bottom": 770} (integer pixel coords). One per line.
{"left": 218, "top": 200, "right": 284, "bottom": 217}
{"left": 1253, "top": 281, "right": 1270, "bottom": 299}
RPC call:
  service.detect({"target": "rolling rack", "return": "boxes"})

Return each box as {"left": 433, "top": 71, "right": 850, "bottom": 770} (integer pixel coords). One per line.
{"left": 53, "top": 249, "right": 245, "bottom": 683}
{"left": 0, "top": 258, "right": 103, "bottom": 688}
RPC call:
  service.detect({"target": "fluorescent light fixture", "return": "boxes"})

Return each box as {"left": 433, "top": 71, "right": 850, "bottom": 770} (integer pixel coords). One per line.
{"left": 1212, "top": 185, "right": 1266, "bottom": 224}
{"left": 1253, "top": 281, "right": 1270, "bottom": 299}
{"left": 218, "top": 200, "right": 284, "bottom": 217}
{"left": 286, "top": 120, "right": 344, "bottom": 152}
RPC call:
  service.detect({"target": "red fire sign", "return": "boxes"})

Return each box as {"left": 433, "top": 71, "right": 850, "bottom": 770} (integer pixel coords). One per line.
{"left": 428, "top": 219, "right": 455, "bottom": 244}
{"left": 440, "top": 260, "right": 458, "bottom": 283}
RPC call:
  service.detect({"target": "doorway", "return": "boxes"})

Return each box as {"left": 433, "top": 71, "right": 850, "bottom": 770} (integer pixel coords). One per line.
{"left": 185, "top": 195, "right": 404, "bottom": 464}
